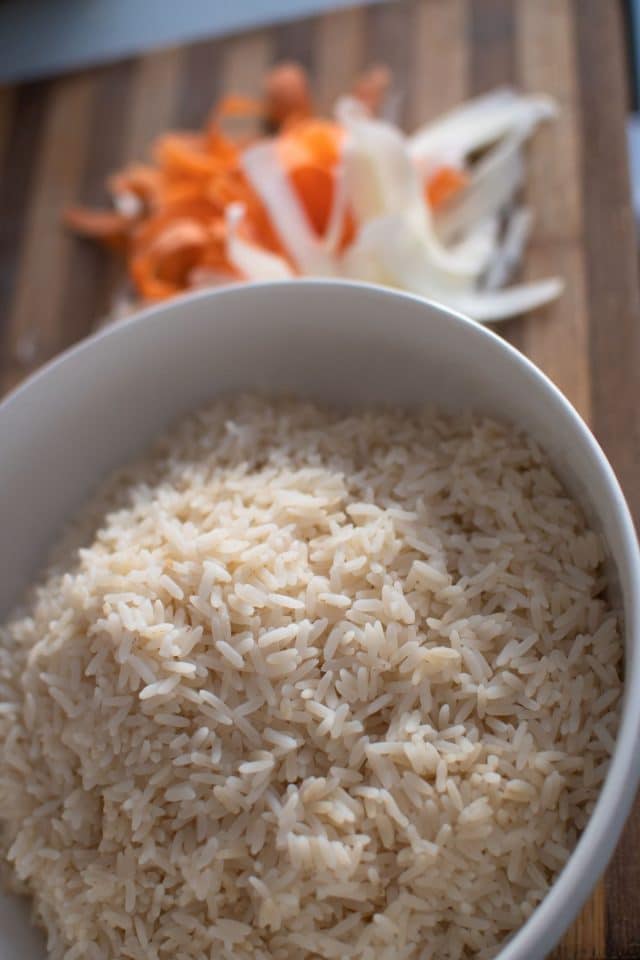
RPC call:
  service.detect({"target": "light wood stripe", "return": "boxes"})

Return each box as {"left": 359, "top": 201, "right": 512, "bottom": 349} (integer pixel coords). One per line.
{"left": 468, "top": 0, "right": 524, "bottom": 355}
{"left": 221, "top": 29, "right": 273, "bottom": 138}
{"left": 516, "top": 0, "right": 591, "bottom": 424}
{"left": 124, "top": 47, "right": 185, "bottom": 162}
{"left": 553, "top": 879, "right": 607, "bottom": 960}
{"left": 407, "top": 0, "right": 468, "bottom": 129}
{"left": 516, "top": 0, "right": 582, "bottom": 243}
{"left": 2, "top": 75, "right": 93, "bottom": 393}
{"left": 314, "top": 8, "right": 366, "bottom": 113}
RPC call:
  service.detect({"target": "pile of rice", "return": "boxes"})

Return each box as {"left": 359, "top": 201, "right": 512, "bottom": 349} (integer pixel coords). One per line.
{"left": 0, "top": 395, "right": 622, "bottom": 960}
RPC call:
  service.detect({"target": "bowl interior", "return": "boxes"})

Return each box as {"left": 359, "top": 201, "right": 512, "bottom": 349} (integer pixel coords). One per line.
{"left": 0, "top": 280, "right": 638, "bottom": 960}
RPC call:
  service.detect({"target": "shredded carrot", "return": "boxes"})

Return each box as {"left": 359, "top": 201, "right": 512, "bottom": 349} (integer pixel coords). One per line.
{"left": 426, "top": 166, "right": 468, "bottom": 209}
{"left": 214, "top": 94, "right": 263, "bottom": 121}
{"left": 63, "top": 207, "right": 131, "bottom": 251}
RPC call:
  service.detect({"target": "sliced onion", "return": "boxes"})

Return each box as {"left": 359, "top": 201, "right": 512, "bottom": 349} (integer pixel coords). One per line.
{"left": 341, "top": 212, "right": 562, "bottom": 321}
{"left": 336, "top": 97, "right": 427, "bottom": 233}
{"left": 322, "top": 158, "right": 349, "bottom": 256}
{"left": 341, "top": 215, "right": 477, "bottom": 294}
{"left": 446, "top": 277, "right": 564, "bottom": 323}
{"left": 484, "top": 207, "right": 533, "bottom": 291}
{"left": 448, "top": 216, "right": 499, "bottom": 276}
{"left": 232, "top": 85, "right": 561, "bottom": 322}
{"left": 241, "top": 142, "right": 336, "bottom": 276}
{"left": 226, "top": 204, "right": 294, "bottom": 281}
{"left": 113, "top": 191, "right": 143, "bottom": 218}
{"left": 436, "top": 132, "right": 525, "bottom": 243}
{"left": 409, "top": 88, "right": 556, "bottom": 172}
{"left": 337, "top": 98, "right": 492, "bottom": 279}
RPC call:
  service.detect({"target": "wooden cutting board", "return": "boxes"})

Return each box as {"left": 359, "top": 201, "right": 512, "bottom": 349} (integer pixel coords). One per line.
{"left": 0, "top": 0, "right": 639, "bottom": 956}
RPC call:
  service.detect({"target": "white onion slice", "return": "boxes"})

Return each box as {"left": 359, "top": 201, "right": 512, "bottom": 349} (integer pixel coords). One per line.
{"left": 341, "top": 215, "right": 477, "bottom": 294}
{"left": 226, "top": 204, "right": 294, "bottom": 281}
{"left": 448, "top": 216, "right": 499, "bottom": 276}
{"left": 447, "top": 277, "right": 564, "bottom": 323}
{"left": 337, "top": 98, "right": 491, "bottom": 279}
{"left": 241, "top": 142, "right": 336, "bottom": 276}
{"left": 336, "top": 97, "right": 427, "bottom": 234}
{"left": 436, "top": 132, "right": 525, "bottom": 243}
{"left": 322, "top": 159, "right": 348, "bottom": 256}
{"left": 341, "top": 212, "right": 562, "bottom": 321}
{"left": 409, "top": 88, "right": 556, "bottom": 171}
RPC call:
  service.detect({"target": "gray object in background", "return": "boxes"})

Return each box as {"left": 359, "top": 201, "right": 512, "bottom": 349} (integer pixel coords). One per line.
{"left": 0, "top": 0, "right": 384, "bottom": 84}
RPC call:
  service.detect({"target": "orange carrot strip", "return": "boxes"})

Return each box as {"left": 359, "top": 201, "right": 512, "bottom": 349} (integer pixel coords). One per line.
{"left": 63, "top": 206, "right": 131, "bottom": 238}
{"left": 264, "top": 62, "right": 312, "bottom": 128}
{"left": 107, "top": 164, "right": 161, "bottom": 204}
{"left": 215, "top": 94, "right": 263, "bottom": 120}
{"left": 426, "top": 166, "right": 468, "bottom": 209}
{"left": 277, "top": 120, "right": 345, "bottom": 236}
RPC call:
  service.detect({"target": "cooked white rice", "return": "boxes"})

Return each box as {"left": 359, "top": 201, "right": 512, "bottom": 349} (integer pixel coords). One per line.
{"left": 0, "top": 395, "right": 622, "bottom": 960}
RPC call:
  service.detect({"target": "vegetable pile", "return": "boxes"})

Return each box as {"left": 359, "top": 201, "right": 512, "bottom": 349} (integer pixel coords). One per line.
{"left": 65, "top": 63, "right": 562, "bottom": 322}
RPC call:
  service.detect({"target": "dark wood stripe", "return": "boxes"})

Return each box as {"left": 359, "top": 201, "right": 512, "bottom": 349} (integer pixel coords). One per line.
{"left": 469, "top": 0, "right": 516, "bottom": 91}
{"left": 0, "top": 81, "right": 50, "bottom": 350}
{"left": 0, "top": 88, "right": 14, "bottom": 169}
{"left": 79, "top": 62, "right": 137, "bottom": 205}
{"left": 575, "top": 0, "right": 640, "bottom": 525}
{"left": 2, "top": 73, "right": 94, "bottom": 394}
{"left": 59, "top": 61, "right": 137, "bottom": 343}
{"left": 177, "top": 37, "right": 224, "bottom": 129}
{"left": 574, "top": 3, "right": 640, "bottom": 951}
{"left": 468, "top": 0, "right": 523, "bottom": 354}
{"left": 274, "top": 15, "right": 315, "bottom": 71}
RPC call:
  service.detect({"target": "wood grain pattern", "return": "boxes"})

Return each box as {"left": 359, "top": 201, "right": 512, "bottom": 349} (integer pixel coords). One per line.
{"left": 62, "top": 62, "right": 138, "bottom": 338}
{"left": 0, "top": 3, "right": 638, "bottom": 957}
{"left": 177, "top": 37, "right": 224, "bottom": 130}
{"left": 2, "top": 75, "right": 93, "bottom": 393}
{"left": 0, "top": 81, "right": 50, "bottom": 346}
{"left": 407, "top": 0, "right": 468, "bottom": 129}
{"left": 314, "top": 8, "right": 366, "bottom": 111}
{"left": 467, "top": 0, "right": 524, "bottom": 355}
{"left": 123, "top": 48, "right": 185, "bottom": 162}
{"left": 516, "top": 0, "right": 591, "bottom": 424}
{"left": 574, "top": 5, "right": 640, "bottom": 956}
{"left": 0, "top": 88, "right": 14, "bottom": 167}
{"left": 221, "top": 28, "right": 273, "bottom": 131}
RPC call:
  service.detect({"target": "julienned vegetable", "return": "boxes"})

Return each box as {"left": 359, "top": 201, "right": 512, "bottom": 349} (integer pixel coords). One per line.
{"left": 65, "top": 63, "right": 562, "bottom": 323}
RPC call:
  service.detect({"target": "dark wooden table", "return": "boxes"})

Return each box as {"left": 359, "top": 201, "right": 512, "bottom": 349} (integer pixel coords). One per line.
{"left": 0, "top": 1, "right": 639, "bottom": 956}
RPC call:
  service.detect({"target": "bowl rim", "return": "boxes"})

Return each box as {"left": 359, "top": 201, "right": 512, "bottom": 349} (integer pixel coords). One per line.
{"left": 0, "top": 278, "right": 639, "bottom": 960}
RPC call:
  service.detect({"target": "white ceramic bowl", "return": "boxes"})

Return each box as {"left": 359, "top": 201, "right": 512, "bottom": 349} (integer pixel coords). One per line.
{"left": 0, "top": 280, "right": 638, "bottom": 960}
